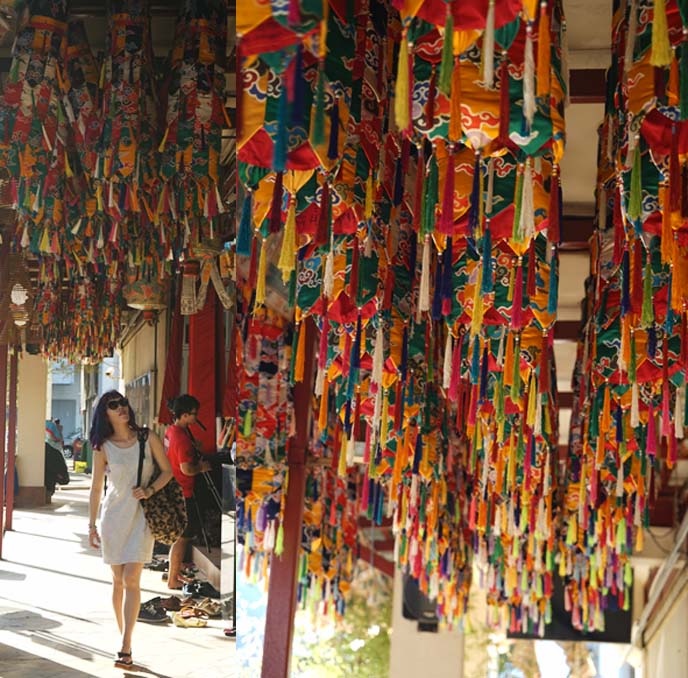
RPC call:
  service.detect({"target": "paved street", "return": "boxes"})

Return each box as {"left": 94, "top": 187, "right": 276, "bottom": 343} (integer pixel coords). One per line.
{"left": 0, "top": 473, "right": 235, "bottom": 678}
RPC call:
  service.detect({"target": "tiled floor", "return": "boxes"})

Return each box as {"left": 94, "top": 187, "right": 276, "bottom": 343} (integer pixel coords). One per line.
{"left": 0, "top": 473, "right": 235, "bottom": 678}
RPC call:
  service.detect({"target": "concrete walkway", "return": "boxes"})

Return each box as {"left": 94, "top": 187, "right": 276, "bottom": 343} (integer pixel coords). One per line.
{"left": 0, "top": 473, "right": 235, "bottom": 678}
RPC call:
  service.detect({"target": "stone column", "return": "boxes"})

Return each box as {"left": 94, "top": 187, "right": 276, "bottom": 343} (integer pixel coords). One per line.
{"left": 16, "top": 354, "right": 49, "bottom": 507}
{"left": 389, "top": 567, "right": 465, "bottom": 678}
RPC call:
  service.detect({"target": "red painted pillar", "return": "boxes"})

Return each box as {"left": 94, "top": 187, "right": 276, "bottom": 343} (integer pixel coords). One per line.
{"left": 261, "top": 318, "right": 316, "bottom": 678}
{"left": 0, "top": 343, "right": 7, "bottom": 560}
{"left": 5, "top": 349, "right": 18, "bottom": 531}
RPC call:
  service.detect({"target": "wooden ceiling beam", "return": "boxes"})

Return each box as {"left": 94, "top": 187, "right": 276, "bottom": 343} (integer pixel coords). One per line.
{"left": 569, "top": 68, "right": 607, "bottom": 104}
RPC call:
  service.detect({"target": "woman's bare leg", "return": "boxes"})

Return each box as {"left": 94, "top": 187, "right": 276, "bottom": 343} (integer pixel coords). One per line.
{"left": 110, "top": 565, "right": 124, "bottom": 635}
{"left": 120, "top": 562, "right": 144, "bottom": 655}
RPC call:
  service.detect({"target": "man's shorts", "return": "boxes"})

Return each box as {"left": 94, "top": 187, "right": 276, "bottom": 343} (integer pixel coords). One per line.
{"left": 182, "top": 496, "right": 201, "bottom": 539}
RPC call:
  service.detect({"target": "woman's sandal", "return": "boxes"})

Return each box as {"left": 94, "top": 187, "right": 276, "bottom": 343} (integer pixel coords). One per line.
{"left": 114, "top": 651, "right": 133, "bottom": 668}
{"left": 172, "top": 611, "right": 207, "bottom": 628}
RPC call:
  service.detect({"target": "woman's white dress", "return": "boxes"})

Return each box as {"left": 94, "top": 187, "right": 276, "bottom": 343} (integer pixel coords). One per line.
{"left": 99, "top": 437, "right": 155, "bottom": 565}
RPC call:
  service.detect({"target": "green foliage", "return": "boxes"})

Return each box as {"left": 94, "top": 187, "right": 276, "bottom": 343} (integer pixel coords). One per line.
{"left": 291, "top": 577, "right": 392, "bottom": 678}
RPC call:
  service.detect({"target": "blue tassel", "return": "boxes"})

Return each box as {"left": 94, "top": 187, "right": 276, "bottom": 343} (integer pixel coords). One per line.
{"left": 548, "top": 253, "right": 558, "bottom": 315}
{"left": 412, "top": 432, "right": 423, "bottom": 474}
{"left": 273, "top": 73, "right": 289, "bottom": 172}
{"left": 394, "top": 156, "right": 404, "bottom": 206}
{"left": 291, "top": 45, "right": 305, "bottom": 127}
{"left": 344, "top": 396, "right": 353, "bottom": 436}
{"left": 479, "top": 341, "right": 489, "bottom": 401}
{"left": 468, "top": 153, "right": 481, "bottom": 236}
{"left": 327, "top": 98, "right": 339, "bottom": 160}
{"left": 621, "top": 248, "right": 630, "bottom": 316}
{"left": 347, "top": 315, "right": 362, "bottom": 399}
{"left": 648, "top": 325, "right": 657, "bottom": 358}
{"left": 367, "top": 479, "right": 375, "bottom": 519}
{"left": 470, "top": 335, "right": 481, "bottom": 384}
{"left": 237, "top": 190, "right": 253, "bottom": 256}
{"left": 375, "top": 481, "right": 384, "bottom": 524}
{"left": 665, "top": 276, "right": 674, "bottom": 334}
{"left": 481, "top": 226, "right": 493, "bottom": 294}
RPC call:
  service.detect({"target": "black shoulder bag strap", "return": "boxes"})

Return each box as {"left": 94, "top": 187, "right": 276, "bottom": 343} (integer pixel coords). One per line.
{"left": 135, "top": 427, "right": 149, "bottom": 502}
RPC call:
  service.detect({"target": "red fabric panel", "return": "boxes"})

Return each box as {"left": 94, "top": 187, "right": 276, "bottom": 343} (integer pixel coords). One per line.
{"left": 158, "top": 285, "right": 184, "bottom": 425}
{"left": 223, "top": 323, "right": 237, "bottom": 418}
{"left": 189, "top": 287, "right": 217, "bottom": 453}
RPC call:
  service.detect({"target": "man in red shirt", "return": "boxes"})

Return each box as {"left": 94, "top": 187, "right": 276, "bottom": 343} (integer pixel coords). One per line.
{"left": 164, "top": 394, "right": 212, "bottom": 589}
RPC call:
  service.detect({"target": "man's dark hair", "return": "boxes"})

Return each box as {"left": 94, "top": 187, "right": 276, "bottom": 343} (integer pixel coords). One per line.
{"left": 168, "top": 394, "right": 200, "bottom": 421}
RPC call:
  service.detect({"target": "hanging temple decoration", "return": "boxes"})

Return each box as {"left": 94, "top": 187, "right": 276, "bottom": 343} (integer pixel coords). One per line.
{"left": 0, "top": 0, "right": 233, "bottom": 361}
{"left": 236, "top": 0, "right": 573, "bottom": 635}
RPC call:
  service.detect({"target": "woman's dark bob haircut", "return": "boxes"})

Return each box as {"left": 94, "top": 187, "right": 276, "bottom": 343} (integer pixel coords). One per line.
{"left": 89, "top": 390, "right": 138, "bottom": 449}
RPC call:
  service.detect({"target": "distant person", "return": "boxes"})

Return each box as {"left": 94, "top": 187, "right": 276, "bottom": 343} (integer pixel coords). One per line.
{"left": 87, "top": 391, "right": 173, "bottom": 669}
{"left": 44, "top": 419, "right": 69, "bottom": 496}
{"left": 164, "top": 394, "right": 211, "bottom": 590}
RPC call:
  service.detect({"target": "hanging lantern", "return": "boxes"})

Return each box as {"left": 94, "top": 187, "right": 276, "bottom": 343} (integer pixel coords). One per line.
{"left": 123, "top": 272, "right": 170, "bottom": 323}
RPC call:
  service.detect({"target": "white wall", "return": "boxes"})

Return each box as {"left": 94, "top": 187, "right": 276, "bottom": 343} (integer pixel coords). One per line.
{"left": 645, "top": 586, "right": 688, "bottom": 678}
{"left": 16, "top": 354, "right": 48, "bottom": 487}
{"left": 389, "top": 568, "right": 464, "bottom": 678}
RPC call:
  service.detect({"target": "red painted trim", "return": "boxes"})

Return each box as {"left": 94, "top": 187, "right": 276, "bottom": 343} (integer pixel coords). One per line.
{"left": 358, "top": 544, "right": 394, "bottom": 578}
{"left": 0, "top": 344, "right": 7, "bottom": 560}
{"left": 554, "top": 320, "right": 582, "bottom": 341}
{"left": 5, "top": 350, "right": 18, "bottom": 532}
{"left": 261, "top": 318, "right": 316, "bottom": 678}
{"left": 569, "top": 69, "right": 606, "bottom": 104}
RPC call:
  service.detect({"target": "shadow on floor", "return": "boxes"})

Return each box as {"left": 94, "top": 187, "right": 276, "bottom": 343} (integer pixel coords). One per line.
{"left": 0, "top": 570, "right": 26, "bottom": 582}
{"left": 0, "top": 609, "right": 62, "bottom": 633}
{"left": 0, "top": 644, "right": 97, "bottom": 678}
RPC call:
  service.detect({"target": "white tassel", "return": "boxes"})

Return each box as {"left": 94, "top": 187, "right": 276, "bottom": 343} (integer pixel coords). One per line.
{"left": 443, "top": 332, "right": 453, "bottom": 389}
{"left": 675, "top": 383, "right": 685, "bottom": 439}
{"left": 598, "top": 187, "right": 607, "bottom": 231}
{"left": 534, "top": 391, "right": 543, "bottom": 436}
{"left": 324, "top": 246, "right": 335, "bottom": 299}
{"left": 616, "top": 458, "right": 624, "bottom": 497}
{"left": 631, "top": 382, "right": 640, "bottom": 427}
{"left": 372, "top": 323, "right": 384, "bottom": 386}
{"left": 624, "top": 0, "right": 638, "bottom": 76}
{"left": 519, "top": 158, "right": 535, "bottom": 240}
{"left": 347, "top": 434, "right": 356, "bottom": 464}
{"left": 497, "top": 326, "right": 506, "bottom": 367}
{"left": 486, "top": 158, "right": 495, "bottom": 213}
{"left": 418, "top": 234, "right": 432, "bottom": 320}
{"left": 21, "top": 224, "right": 30, "bottom": 248}
{"left": 315, "top": 365, "right": 325, "bottom": 397}
{"left": 494, "top": 505, "right": 502, "bottom": 536}
{"left": 523, "top": 23, "right": 536, "bottom": 127}
{"left": 561, "top": 19, "right": 570, "bottom": 107}
{"left": 482, "top": 0, "right": 496, "bottom": 87}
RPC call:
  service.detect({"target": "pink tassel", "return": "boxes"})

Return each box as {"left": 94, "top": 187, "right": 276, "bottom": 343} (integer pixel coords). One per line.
{"left": 448, "top": 334, "right": 463, "bottom": 401}
{"left": 511, "top": 260, "right": 523, "bottom": 329}
{"left": 661, "top": 381, "right": 671, "bottom": 439}
{"left": 647, "top": 403, "right": 657, "bottom": 457}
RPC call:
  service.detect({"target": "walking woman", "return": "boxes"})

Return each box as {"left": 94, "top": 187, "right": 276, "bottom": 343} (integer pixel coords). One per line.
{"left": 87, "top": 391, "right": 173, "bottom": 668}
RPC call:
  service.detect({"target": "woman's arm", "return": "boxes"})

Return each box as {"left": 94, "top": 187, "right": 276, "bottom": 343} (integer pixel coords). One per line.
{"left": 88, "top": 448, "right": 106, "bottom": 548}
{"left": 140, "top": 431, "right": 174, "bottom": 498}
